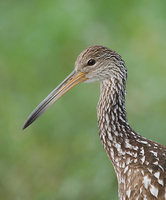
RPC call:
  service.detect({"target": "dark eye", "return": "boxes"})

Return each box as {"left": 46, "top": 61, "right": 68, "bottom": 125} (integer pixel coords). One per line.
{"left": 87, "top": 59, "right": 96, "bottom": 66}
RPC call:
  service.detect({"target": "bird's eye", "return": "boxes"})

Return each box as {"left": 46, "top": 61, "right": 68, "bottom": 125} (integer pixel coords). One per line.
{"left": 87, "top": 59, "right": 96, "bottom": 66}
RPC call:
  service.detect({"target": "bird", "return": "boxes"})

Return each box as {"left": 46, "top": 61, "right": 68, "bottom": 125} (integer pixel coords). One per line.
{"left": 23, "top": 45, "right": 166, "bottom": 199}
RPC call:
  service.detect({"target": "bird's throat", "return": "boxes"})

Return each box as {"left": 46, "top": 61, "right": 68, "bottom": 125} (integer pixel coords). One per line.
{"left": 97, "top": 79, "right": 130, "bottom": 166}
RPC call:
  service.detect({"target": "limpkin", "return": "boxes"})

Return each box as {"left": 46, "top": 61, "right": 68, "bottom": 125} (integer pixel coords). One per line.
{"left": 23, "top": 45, "right": 166, "bottom": 199}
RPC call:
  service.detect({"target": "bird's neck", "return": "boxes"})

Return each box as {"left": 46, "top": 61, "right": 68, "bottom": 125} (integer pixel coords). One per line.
{"left": 97, "top": 79, "right": 134, "bottom": 168}
{"left": 97, "top": 79, "right": 165, "bottom": 200}
{"left": 98, "top": 78, "right": 128, "bottom": 133}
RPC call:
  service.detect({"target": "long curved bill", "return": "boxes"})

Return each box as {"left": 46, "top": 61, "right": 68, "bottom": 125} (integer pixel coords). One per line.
{"left": 23, "top": 70, "right": 87, "bottom": 130}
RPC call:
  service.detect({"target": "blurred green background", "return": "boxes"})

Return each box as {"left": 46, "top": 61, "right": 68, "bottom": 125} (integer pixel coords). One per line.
{"left": 0, "top": 0, "right": 166, "bottom": 199}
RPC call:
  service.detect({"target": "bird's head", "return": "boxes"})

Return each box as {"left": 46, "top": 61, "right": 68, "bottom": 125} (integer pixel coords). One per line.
{"left": 75, "top": 45, "right": 127, "bottom": 82}
{"left": 23, "top": 45, "right": 127, "bottom": 129}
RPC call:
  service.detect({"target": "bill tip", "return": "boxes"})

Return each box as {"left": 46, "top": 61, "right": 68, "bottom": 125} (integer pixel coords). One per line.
{"left": 22, "top": 122, "right": 30, "bottom": 130}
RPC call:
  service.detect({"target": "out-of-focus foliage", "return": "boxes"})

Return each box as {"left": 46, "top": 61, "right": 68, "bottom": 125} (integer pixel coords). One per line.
{"left": 0, "top": 0, "right": 166, "bottom": 199}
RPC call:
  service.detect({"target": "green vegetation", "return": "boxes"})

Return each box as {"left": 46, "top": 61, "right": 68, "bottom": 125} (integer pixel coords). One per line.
{"left": 0, "top": 0, "right": 166, "bottom": 199}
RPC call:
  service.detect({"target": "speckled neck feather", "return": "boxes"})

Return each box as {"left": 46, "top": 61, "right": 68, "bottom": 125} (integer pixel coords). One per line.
{"left": 98, "top": 78, "right": 166, "bottom": 199}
